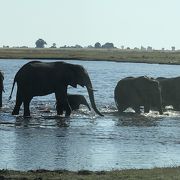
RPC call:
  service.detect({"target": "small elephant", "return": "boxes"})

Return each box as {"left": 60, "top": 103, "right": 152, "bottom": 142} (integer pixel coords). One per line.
{"left": 0, "top": 71, "right": 4, "bottom": 108}
{"left": 61, "top": 94, "right": 91, "bottom": 111}
{"left": 114, "top": 76, "right": 163, "bottom": 114}
{"left": 157, "top": 76, "right": 180, "bottom": 110}
{"left": 9, "top": 61, "right": 103, "bottom": 117}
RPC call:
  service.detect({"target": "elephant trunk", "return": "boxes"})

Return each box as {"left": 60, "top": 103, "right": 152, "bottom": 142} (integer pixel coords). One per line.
{"left": 83, "top": 99, "right": 91, "bottom": 111}
{"left": 86, "top": 80, "right": 103, "bottom": 116}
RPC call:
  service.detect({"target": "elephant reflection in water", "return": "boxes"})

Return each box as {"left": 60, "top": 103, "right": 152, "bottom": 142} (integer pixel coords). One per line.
{"left": 114, "top": 76, "right": 163, "bottom": 114}
{"left": 9, "top": 61, "right": 103, "bottom": 117}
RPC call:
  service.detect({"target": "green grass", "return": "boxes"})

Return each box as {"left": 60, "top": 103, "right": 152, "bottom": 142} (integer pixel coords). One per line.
{"left": 1, "top": 47, "right": 180, "bottom": 64}
{"left": 1, "top": 167, "right": 180, "bottom": 179}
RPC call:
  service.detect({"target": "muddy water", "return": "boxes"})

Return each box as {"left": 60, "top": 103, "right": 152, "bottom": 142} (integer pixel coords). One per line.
{"left": 0, "top": 59, "right": 180, "bottom": 171}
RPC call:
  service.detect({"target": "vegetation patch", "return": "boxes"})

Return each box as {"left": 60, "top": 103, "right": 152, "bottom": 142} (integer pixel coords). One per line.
{"left": 1, "top": 48, "right": 180, "bottom": 65}
{"left": 1, "top": 167, "right": 180, "bottom": 179}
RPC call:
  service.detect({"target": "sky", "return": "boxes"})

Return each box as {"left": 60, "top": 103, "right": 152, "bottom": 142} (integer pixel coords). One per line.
{"left": 0, "top": 0, "right": 180, "bottom": 49}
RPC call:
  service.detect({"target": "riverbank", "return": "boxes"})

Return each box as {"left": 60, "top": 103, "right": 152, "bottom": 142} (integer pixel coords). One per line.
{"left": 1, "top": 48, "right": 180, "bottom": 64}
{"left": 1, "top": 167, "right": 180, "bottom": 179}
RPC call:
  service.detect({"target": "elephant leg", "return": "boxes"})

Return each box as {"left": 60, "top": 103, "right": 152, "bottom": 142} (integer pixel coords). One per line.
{"left": 70, "top": 103, "right": 79, "bottom": 111}
{"left": 58, "top": 99, "right": 71, "bottom": 116}
{"left": 65, "top": 107, "right": 72, "bottom": 117}
{"left": 173, "top": 103, "right": 180, "bottom": 111}
{"left": 144, "top": 105, "right": 150, "bottom": 113}
{"left": 12, "top": 89, "right": 23, "bottom": 115}
{"left": 117, "top": 105, "right": 127, "bottom": 113}
{"left": 23, "top": 98, "right": 32, "bottom": 117}
{"left": 56, "top": 100, "right": 63, "bottom": 115}
{"left": 55, "top": 90, "right": 71, "bottom": 116}
{"left": 67, "top": 95, "right": 78, "bottom": 110}
{"left": 64, "top": 98, "right": 72, "bottom": 117}
{"left": 133, "top": 106, "right": 141, "bottom": 114}
{"left": 74, "top": 104, "right": 80, "bottom": 110}
{"left": 0, "top": 92, "right": 2, "bottom": 108}
{"left": 159, "top": 108, "right": 163, "bottom": 115}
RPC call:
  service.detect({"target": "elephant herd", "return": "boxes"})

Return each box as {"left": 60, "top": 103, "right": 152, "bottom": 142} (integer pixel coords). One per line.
{"left": 115, "top": 76, "right": 180, "bottom": 114}
{"left": 0, "top": 61, "right": 179, "bottom": 117}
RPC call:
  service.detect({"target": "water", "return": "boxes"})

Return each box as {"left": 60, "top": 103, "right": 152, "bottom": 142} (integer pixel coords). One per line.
{"left": 0, "top": 59, "right": 180, "bottom": 171}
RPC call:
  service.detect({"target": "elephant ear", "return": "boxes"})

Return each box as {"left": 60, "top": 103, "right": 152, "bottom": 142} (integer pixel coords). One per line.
{"left": 67, "top": 64, "right": 86, "bottom": 88}
{"left": 132, "top": 77, "right": 151, "bottom": 100}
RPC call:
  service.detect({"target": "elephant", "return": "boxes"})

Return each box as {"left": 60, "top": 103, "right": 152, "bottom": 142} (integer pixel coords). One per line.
{"left": 9, "top": 61, "right": 103, "bottom": 117}
{"left": 0, "top": 71, "right": 4, "bottom": 108}
{"left": 63, "top": 94, "right": 91, "bottom": 111}
{"left": 156, "top": 77, "right": 180, "bottom": 110}
{"left": 114, "top": 76, "right": 163, "bottom": 114}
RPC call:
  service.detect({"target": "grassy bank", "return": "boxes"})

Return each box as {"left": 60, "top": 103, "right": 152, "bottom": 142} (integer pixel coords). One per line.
{"left": 1, "top": 48, "right": 180, "bottom": 64}
{"left": 0, "top": 167, "right": 180, "bottom": 179}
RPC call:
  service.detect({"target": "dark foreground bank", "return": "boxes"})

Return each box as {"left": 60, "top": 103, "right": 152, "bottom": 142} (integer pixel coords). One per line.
{"left": 1, "top": 167, "right": 180, "bottom": 180}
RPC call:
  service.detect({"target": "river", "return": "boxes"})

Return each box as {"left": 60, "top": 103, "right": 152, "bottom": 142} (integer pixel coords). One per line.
{"left": 0, "top": 59, "right": 180, "bottom": 171}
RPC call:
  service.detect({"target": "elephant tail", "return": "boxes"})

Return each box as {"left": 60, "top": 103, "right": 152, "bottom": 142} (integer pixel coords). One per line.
{"left": 9, "top": 78, "right": 16, "bottom": 100}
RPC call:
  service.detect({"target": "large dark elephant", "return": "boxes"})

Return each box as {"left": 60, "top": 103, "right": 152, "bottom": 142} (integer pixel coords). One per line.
{"left": 65, "top": 94, "right": 91, "bottom": 111}
{"left": 114, "top": 76, "right": 163, "bottom": 114}
{"left": 157, "top": 77, "right": 180, "bottom": 110}
{"left": 0, "top": 71, "right": 4, "bottom": 108}
{"left": 9, "top": 61, "right": 103, "bottom": 117}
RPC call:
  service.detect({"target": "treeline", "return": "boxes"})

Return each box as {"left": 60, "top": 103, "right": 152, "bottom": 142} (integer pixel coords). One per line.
{"left": 35, "top": 39, "right": 116, "bottom": 49}
{"left": 2, "top": 39, "right": 116, "bottom": 49}
{"left": 2, "top": 38, "right": 177, "bottom": 51}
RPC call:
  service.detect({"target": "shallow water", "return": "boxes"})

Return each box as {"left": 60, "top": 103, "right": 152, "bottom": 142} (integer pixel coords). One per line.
{"left": 0, "top": 59, "right": 180, "bottom": 171}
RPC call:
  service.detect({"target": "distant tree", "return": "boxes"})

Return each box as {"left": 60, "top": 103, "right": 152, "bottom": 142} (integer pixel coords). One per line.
{"left": 60, "top": 45, "right": 67, "bottom": 48}
{"left": 102, "top": 42, "right": 115, "bottom": 48}
{"left": 121, "top": 45, "right": 124, "bottom": 50}
{"left": 141, "top": 46, "right": 146, "bottom": 51}
{"left": 147, "top": 46, "right": 153, "bottom": 51}
{"left": 171, "top": 46, "right": 175, "bottom": 51}
{"left": 87, "top": 45, "right": 94, "bottom": 48}
{"left": 134, "top": 47, "right": 139, "bottom": 51}
{"left": 74, "top": 44, "right": 82, "bottom": 48}
{"left": 94, "top": 42, "right": 101, "bottom": 48}
{"left": 35, "top": 39, "right": 47, "bottom": 48}
{"left": 50, "top": 43, "right": 57, "bottom": 48}
{"left": 3, "top": 45, "right": 9, "bottom": 48}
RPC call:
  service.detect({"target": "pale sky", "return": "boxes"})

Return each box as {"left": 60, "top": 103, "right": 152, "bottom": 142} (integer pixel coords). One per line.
{"left": 0, "top": 0, "right": 180, "bottom": 49}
